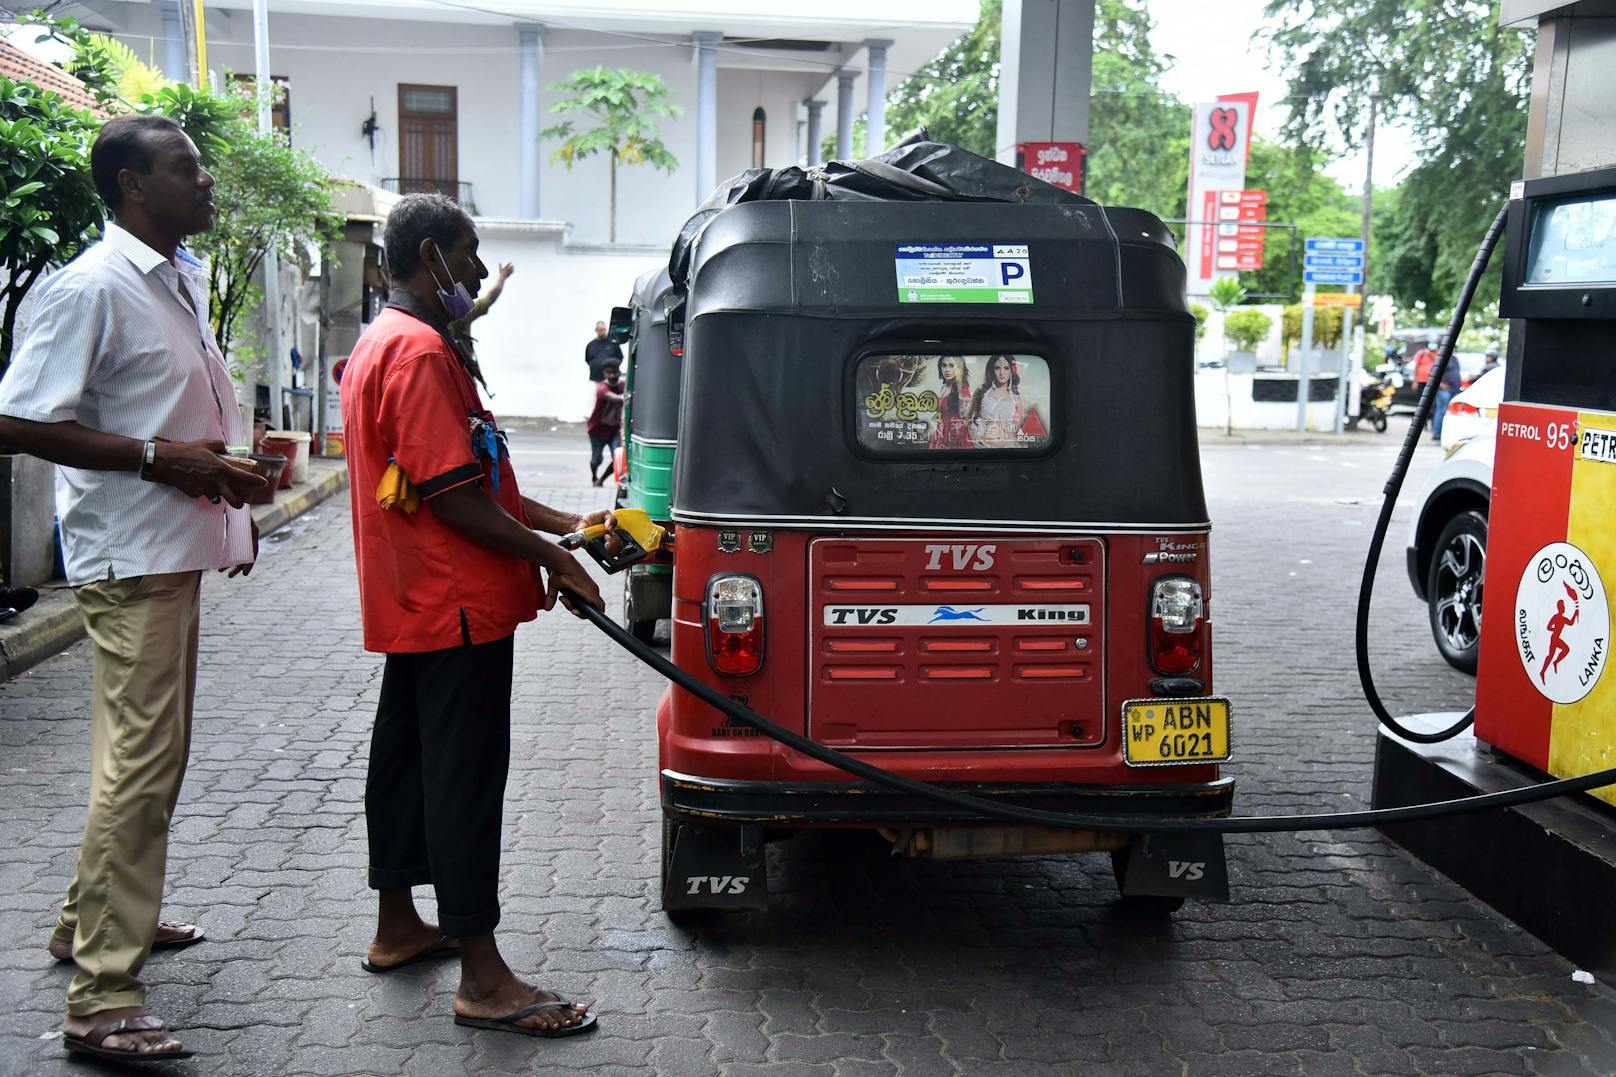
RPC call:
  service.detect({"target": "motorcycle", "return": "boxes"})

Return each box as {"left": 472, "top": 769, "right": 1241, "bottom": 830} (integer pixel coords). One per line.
{"left": 1347, "top": 366, "right": 1401, "bottom": 433}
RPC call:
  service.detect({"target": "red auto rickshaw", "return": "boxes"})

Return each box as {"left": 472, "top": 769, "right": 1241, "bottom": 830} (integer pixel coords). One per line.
{"left": 652, "top": 141, "right": 1233, "bottom": 916}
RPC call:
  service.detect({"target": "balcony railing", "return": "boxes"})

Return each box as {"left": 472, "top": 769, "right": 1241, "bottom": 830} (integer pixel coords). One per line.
{"left": 380, "top": 178, "right": 477, "bottom": 214}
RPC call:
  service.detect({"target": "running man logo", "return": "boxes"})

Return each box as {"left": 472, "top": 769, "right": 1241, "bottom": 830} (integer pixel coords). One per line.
{"left": 1515, "top": 541, "right": 1609, "bottom": 705}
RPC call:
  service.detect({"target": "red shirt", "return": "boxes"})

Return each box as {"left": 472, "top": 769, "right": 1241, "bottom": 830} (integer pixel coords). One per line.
{"left": 342, "top": 304, "right": 539, "bottom": 653}
{"left": 1413, "top": 348, "right": 1437, "bottom": 384}
{"left": 587, "top": 378, "right": 625, "bottom": 441}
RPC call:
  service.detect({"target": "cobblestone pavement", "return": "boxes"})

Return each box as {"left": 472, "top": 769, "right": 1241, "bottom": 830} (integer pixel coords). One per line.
{"left": 4, "top": 431, "right": 1616, "bottom": 1076}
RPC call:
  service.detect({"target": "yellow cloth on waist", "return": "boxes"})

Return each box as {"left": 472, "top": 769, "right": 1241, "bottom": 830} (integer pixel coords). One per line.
{"left": 375, "top": 460, "right": 421, "bottom": 514}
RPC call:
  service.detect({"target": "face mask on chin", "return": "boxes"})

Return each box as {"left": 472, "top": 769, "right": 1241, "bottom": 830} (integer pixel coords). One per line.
{"left": 428, "top": 245, "right": 475, "bottom": 321}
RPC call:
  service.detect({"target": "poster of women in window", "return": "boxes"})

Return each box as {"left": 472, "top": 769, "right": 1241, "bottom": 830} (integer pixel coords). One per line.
{"left": 855, "top": 354, "right": 1052, "bottom": 452}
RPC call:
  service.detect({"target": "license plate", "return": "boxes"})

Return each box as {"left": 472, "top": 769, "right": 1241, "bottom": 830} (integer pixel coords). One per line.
{"left": 1120, "top": 697, "right": 1232, "bottom": 767}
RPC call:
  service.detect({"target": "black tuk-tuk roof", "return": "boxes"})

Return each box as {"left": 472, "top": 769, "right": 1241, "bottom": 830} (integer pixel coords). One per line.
{"left": 626, "top": 265, "right": 680, "bottom": 443}
{"left": 670, "top": 198, "right": 1206, "bottom": 533}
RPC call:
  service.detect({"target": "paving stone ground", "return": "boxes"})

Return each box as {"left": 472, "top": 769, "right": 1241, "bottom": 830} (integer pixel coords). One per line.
{"left": 3, "top": 427, "right": 1615, "bottom": 1076}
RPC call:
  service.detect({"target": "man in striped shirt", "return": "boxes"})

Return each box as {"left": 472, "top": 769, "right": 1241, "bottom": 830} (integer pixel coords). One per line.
{"left": 0, "top": 114, "right": 265, "bottom": 1062}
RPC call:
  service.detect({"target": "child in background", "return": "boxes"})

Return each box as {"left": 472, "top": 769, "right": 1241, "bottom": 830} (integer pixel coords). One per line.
{"left": 588, "top": 361, "right": 626, "bottom": 487}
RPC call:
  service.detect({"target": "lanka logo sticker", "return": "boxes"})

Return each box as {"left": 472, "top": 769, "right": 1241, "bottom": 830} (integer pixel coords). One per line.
{"left": 1514, "top": 541, "right": 1609, "bottom": 704}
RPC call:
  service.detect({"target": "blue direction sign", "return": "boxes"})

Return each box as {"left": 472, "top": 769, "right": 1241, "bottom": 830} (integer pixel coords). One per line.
{"left": 1305, "top": 269, "right": 1364, "bottom": 285}
{"left": 1305, "top": 237, "right": 1365, "bottom": 254}
{"left": 1304, "top": 253, "right": 1365, "bottom": 269}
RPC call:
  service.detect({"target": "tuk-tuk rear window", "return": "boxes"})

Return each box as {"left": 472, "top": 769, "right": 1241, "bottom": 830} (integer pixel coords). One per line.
{"left": 855, "top": 353, "right": 1053, "bottom": 453}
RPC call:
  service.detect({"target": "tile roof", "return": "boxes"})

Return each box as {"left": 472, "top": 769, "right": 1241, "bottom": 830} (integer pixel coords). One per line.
{"left": 0, "top": 39, "right": 102, "bottom": 114}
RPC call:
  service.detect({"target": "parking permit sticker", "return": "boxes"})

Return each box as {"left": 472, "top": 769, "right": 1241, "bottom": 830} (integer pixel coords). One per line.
{"left": 1515, "top": 541, "right": 1609, "bottom": 705}
{"left": 896, "top": 244, "right": 1033, "bottom": 304}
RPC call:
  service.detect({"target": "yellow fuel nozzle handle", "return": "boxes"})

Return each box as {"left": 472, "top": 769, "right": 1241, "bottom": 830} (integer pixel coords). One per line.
{"left": 559, "top": 508, "right": 666, "bottom": 572}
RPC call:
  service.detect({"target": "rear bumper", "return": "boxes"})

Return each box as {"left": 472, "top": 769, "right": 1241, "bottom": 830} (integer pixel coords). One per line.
{"left": 660, "top": 768, "right": 1235, "bottom": 826}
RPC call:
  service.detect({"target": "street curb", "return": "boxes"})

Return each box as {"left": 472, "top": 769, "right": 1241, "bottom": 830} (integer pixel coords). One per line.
{"left": 0, "top": 463, "right": 349, "bottom": 684}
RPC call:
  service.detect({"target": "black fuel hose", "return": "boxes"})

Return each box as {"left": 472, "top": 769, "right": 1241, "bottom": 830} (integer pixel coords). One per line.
{"left": 572, "top": 598, "right": 1616, "bottom": 833}
{"left": 1355, "top": 204, "right": 1509, "bottom": 744}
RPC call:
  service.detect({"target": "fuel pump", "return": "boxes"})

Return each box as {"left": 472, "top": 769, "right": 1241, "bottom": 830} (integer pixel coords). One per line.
{"left": 1475, "top": 167, "right": 1616, "bottom": 793}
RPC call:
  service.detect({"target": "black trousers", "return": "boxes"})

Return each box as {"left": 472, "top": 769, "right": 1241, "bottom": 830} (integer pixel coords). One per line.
{"left": 366, "top": 633, "right": 514, "bottom": 937}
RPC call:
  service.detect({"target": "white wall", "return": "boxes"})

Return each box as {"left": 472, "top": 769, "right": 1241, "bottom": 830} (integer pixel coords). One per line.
{"left": 453, "top": 223, "right": 664, "bottom": 420}
{"left": 103, "top": 4, "right": 825, "bottom": 245}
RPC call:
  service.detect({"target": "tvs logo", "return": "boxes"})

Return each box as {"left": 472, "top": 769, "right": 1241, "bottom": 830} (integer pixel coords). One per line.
{"left": 929, "top": 606, "right": 988, "bottom": 623}
{"left": 1514, "top": 541, "right": 1609, "bottom": 704}
{"left": 1207, "top": 107, "right": 1240, "bottom": 151}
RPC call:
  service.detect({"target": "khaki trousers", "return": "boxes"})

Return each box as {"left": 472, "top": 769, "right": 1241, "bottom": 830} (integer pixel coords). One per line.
{"left": 52, "top": 571, "right": 201, "bottom": 1017}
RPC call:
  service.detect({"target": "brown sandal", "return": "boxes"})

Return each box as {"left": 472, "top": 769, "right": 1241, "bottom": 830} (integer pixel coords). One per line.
{"left": 49, "top": 921, "right": 205, "bottom": 964}
{"left": 63, "top": 1014, "right": 193, "bottom": 1062}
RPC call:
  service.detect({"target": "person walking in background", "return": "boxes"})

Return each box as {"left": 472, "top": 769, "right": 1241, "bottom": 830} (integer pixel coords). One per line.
{"left": 584, "top": 320, "right": 622, "bottom": 383}
{"left": 588, "top": 360, "right": 626, "bottom": 487}
{"left": 0, "top": 113, "right": 265, "bottom": 1063}
{"left": 1431, "top": 348, "right": 1464, "bottom": 442}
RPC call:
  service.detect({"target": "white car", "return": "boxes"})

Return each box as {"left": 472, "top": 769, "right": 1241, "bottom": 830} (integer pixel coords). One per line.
{"left": 1438, "top": 365, "right": 1504, "bottom": 451}
{"left": 1406, "top": 435, "right": 1494, "bottom": 673}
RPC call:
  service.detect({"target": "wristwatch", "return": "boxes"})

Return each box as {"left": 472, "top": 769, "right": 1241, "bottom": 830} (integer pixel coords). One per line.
{"left": 139, "top": 438, "right": 157, "bottom": 480}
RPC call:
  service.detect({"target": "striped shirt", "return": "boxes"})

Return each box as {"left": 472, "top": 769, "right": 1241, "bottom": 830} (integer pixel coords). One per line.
{"left": 0, "top": 222, "right": 251, "bottom": 585}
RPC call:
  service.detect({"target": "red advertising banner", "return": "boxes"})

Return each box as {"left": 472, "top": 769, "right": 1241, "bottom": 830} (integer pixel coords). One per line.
{"left": 1016, "top": 142, "right": 1085, "bottom": 194}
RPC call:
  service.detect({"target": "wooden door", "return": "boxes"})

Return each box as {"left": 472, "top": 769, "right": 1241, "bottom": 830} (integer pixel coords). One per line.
{"left": 397, "top": 84, "right": 458, "bottom": 197}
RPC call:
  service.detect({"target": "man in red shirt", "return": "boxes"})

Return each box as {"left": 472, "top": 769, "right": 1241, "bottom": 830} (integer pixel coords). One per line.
{"left": 341, "top": 194, "right": 606, "bottom": 1038}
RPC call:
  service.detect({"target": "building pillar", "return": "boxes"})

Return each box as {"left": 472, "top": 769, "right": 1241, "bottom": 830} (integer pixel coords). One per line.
{"left": 518, "top": 23, "right": 544, "bottom": 219}
{"left": 803, "top": 99, "right": 826, "bottom": 165}
{"left": 994, "top": 0, "right": 1094, "bottom": 164}
{"left": 835, "top": 69, "right": 855, "bottom": 159}
{"left": 693, "top": 31, "right": 721, "bottom": 204}
{"left": 865, "top": 40, "right": 892, "bottom": 156}
{"left": 157, "top": 0, "right": 185, "bottom": 83}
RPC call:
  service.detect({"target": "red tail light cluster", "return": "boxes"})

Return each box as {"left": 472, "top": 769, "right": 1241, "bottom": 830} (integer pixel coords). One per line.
{"left": 1149, "top": 577, "right": 1204, "bottom": 674}
{"left": 1447, "top": 399, "right": 1479, "bottom": 416}
{"left": 706, "top": 574, "right": 764, "bottom": 676}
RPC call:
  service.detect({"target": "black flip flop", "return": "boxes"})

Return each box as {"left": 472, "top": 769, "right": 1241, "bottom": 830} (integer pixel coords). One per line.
{"left": 63, "top": 1015, "right": 194, "bottom": 1062}
{"left": 453, "top": 996, "right": 598, "bottom": 1039}
{"left": 360, "top": 936, "right": 458, "bottom": 974}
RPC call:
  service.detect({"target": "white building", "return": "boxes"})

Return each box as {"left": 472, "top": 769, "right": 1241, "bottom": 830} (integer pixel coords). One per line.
{"left": 71, "top": 0, "right": 976, "bottom": 418}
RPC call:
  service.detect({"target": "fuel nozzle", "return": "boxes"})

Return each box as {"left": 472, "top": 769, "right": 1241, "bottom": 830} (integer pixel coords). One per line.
{"left": 559, "top": 507, "right": 668, "bottom": 572}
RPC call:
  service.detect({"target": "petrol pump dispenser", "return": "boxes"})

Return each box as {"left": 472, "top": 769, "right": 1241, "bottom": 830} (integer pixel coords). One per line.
{"left": 1475, "top": 166, "right": 1616, "bottom": 796}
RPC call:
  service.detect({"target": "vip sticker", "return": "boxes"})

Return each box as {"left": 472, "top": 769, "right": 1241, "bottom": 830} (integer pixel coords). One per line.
{"left": 1514, "top": 541, "right": 1609, "bottom": 705}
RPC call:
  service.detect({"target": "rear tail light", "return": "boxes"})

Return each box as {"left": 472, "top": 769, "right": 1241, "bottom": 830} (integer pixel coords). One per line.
{"left": 706, "top": 574, "right": 764, "bottom": 676}
{"left": 1150, "top": 577, "right": 1204, "bottom": 674}
{"left": 1447, "top": 399, "right": 1479, "bottom": 416}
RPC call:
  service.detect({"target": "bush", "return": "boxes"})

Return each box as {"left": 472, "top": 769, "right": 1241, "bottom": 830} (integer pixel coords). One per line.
{"left": 1281, "top": 303, "right": 1344, "bottom": 349}
{"left": 1223, "top": 309, "right": 1273, "bottom": 352}
{"left": 1189, "top": 302, "right": 1209, "bottom": 343}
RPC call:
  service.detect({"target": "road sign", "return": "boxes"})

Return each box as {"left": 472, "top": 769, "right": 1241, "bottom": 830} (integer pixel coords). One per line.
{"left": 1312, "top": 292, "right": 1364, "bottom": 308}
{"left": 1305, "top": 237, "right": 1365, "bottom": 254}
{"left": 1304, "top": 253, "right": 1364, "bottom": 270}
{"left": 1305, "top": 269, "right": 1364, "bottom": 285}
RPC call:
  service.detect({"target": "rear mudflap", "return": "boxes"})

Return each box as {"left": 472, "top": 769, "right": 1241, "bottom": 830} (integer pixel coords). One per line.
{"left": 662, "top": 820, "right": 769, "bottom": 912}
{"left": 1113, "top": 831, "right": 1230, "bottom": 902}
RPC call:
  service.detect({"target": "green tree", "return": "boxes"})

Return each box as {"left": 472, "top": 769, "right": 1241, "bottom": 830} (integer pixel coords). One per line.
{"left": 884, "top": 0, "right": 1001, "bottom": 156}
{"left": 164, "top": 82, "right": 342, "bottom": 369}
{"left": 1240, "top": 138, "right": 1360, "bottom": 299}
{"left": 1263, "top": 0, "right": 1530, "bottom": 309}
{"left": 542, "top": 67, "right": 682, "bottom": 243}
{"left": 0, "top": 77, "right": 102, "bottom": 370}
{"left": 1085, "top": 0, "right": 1190, "bottom": 218}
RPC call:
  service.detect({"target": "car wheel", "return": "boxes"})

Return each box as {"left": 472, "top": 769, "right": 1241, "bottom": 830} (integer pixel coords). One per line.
{"left": 1426, "top": 509, "right": 1487, "bottom": 674}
